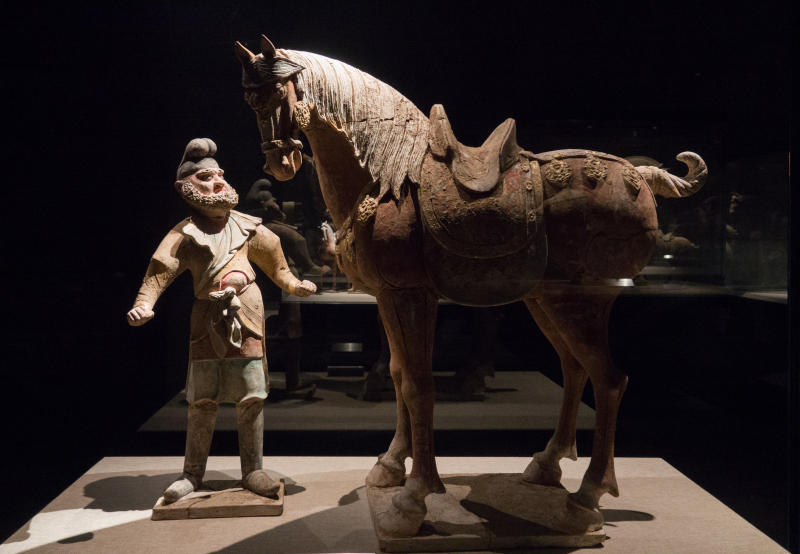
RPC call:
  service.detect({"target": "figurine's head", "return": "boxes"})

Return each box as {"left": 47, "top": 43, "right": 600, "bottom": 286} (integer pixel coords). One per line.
{"left": 245, "top": 178, "right": 274, "bottom": 206}
{"left": 175, "top": 138, "right": 239, "bottom": 217}
{"left": 245, "top": 178, "right": 285, "bottom": 222}
{"left": 235, "top": 35, "right": 305, "bottom": 181}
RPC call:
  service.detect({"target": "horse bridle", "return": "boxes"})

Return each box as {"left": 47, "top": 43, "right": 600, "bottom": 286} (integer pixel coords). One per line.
{"left": 245, "top": 84, "right": 304, "bottom": 155}
{"left": 261, "top": 138, "right": 303, "bottom": 152}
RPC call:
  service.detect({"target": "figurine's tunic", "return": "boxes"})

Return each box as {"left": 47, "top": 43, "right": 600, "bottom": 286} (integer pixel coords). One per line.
{"left": 134, "top": 211, "right": 299, "bottom": 403}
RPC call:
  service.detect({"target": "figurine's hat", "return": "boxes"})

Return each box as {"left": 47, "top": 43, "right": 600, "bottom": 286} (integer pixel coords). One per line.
{"left": 177, "top": 138, "right": 219, "bottom": 180}
{"left": 252, "top": 178, "right": 272, "bottom": 190}
{"left": 245, "top": 178, "right": 273, "bottom": 206}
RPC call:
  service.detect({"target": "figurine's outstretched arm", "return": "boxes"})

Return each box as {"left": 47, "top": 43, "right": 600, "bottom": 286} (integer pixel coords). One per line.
{"left": 249, "top": 225, "right": 316, "bottom": 297}
{"left": 128, "top": 230, "right": 187, "bottom": 326}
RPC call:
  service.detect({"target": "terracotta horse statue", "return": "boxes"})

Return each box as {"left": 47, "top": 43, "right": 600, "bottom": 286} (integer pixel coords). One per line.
{"left": 234, "top": 36, "right": 707, "bottom": 537}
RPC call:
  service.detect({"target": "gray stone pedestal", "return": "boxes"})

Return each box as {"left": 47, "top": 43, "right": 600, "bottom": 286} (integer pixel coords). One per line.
{"left": 152, "top": 479, "right": 284, "bottom": 520}
{"left": 368, "top": 474, "right": 605, "bottom": 552}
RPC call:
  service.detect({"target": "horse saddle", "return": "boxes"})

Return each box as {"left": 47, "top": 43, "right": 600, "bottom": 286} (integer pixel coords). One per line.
{"left": 418, "top": 105, "right": 547, "bottom": 306}
{"left": 429, "top": 104, "right": 521, "bottom": 193}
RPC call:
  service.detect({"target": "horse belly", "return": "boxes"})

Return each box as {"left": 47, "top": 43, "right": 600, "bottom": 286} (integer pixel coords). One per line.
{"left": 543, "top": 159, "right": 658, "bottom": 280}
{"left": 418, "top": 153, "right": 547, "bottom": 305}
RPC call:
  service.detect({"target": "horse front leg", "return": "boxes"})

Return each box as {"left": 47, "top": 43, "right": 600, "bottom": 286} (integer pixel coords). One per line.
{"left": 522, "top": 298, "right": 588, "bottom": 487}
{"left": 366, "top": 314, "right": 412, "bottom": 487}
{"left": 370, "top": 287, "right": 443, "bottom": 537}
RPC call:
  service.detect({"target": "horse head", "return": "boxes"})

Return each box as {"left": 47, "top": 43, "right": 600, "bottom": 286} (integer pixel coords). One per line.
{"left": 235, "top": 35, "right": 305, "bottom": 181}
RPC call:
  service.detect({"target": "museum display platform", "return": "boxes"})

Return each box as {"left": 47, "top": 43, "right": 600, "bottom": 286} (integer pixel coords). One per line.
{"left": 1, "top": 456, "right": 787, "bottom": 554}
{"left": 284, "top": 287, "right": 789, "bottom": 305}
{"left": 138, "top": 372, "right": 596, "bottom": 432}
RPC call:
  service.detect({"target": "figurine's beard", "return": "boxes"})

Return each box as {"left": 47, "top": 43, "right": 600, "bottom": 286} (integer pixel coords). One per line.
{"left": 181, "top": 181, "right": 239, "bottom": 212}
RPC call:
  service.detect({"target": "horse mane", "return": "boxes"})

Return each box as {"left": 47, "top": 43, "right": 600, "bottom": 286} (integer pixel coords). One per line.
{"left": 283, "top": 50, "right": 430, "bottom": 200}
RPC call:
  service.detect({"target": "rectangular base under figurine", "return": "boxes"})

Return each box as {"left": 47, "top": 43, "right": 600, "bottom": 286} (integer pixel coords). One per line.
{"left": 152, "top": 479, "right": 284, "bottom": 520}
{"left": 367, "top": 474, "right": 605, "bottom": 552}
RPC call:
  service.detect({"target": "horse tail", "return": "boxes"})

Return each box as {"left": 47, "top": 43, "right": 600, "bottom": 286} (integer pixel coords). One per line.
{"left": 636, "top": 152, "right": 708, "bottom": 198}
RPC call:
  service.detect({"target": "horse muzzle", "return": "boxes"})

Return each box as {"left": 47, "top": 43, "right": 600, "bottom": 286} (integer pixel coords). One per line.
{"left": 263, "top": 143, "right": 303, "bottom": 180}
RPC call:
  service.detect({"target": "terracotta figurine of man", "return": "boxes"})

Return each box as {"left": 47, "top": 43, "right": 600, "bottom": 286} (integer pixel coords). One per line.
{"left": 127, "top": 138, "right": 316, "bottom": 503}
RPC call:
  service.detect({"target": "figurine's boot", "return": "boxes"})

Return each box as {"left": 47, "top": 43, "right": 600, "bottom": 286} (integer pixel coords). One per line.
{"left": 303, "top": 264, "right": 331, "bottom": 279}
{"left": 237, "top": 397, "right": 280, "bottom": 496}
{"left": 454, "top": 307, "right": 502, "bottom": 394}
{"left": 284, "top": 337, "right": 301, "bottom": 391}
{"left": 363, "top": 358, "right": 392, "bottom": 394}
{"left": 363, "top": 312, "right": 394, "bottom": 395}
{"left": 283, "top": 338, "right": 315, "bottom": 392}
{"left": 164, "top": 400, "right": 218, "bottom": 504}
{"left": 285, "top": 303, "right": 302, "bottom": 340}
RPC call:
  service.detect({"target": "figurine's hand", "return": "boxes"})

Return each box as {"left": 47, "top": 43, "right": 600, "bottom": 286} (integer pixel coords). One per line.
{"left": 294, "top": 280, "right": 317, "bottom": 297}
{"left": 127, "top": 305, "right": 154, "bottom": 326}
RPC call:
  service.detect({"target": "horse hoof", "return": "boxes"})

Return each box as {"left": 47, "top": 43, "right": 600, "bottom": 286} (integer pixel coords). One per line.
{"left": 564, "top": 492, "right": 604, "bottom": 532}
{"left": 542, "top": 493, "right": 604, "bottom": 534}
{"left": 366, "top": 455, "right": 405, "bottom": 487}
{"left": 376, "top": 490, "right": 427, "bottom": 537}
{"left": 522, "top": 458, "right": 563, "bottom": 488}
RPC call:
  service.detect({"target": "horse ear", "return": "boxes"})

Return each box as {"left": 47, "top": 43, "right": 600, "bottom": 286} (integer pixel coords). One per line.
{"left": 235, "top": 41, "right": 256, "bottom": 63}
{"left": 260, "top": 35, "right": 277, "bottom": 59}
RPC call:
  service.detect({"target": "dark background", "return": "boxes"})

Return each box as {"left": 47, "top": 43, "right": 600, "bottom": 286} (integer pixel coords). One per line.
{"left": 3, "top": 0, "right": 794, "bottom": 549}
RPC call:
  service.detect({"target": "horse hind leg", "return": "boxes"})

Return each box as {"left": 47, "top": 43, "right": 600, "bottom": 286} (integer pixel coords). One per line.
{"left": 522, "top": 298, "right": 588, "bottom": 488}
{"left": 536, "top": 290, "right": 626, "bottom": 533}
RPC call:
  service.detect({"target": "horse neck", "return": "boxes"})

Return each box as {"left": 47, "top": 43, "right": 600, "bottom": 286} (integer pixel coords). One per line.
{"left": 304, "top": 122, "right": 374, "bottom": 229}
{"left": 285, "top": 50, "right": 430, "bottom": 228}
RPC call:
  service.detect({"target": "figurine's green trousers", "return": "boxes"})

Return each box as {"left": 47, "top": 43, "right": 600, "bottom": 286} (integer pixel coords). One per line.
{"left": 183, "top": 358, "right": 267, "bottom": 482}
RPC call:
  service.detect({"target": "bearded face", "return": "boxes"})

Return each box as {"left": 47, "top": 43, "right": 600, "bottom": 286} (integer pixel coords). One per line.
{"left": 178, "top": 168, "right": 239, "bottom": 215}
